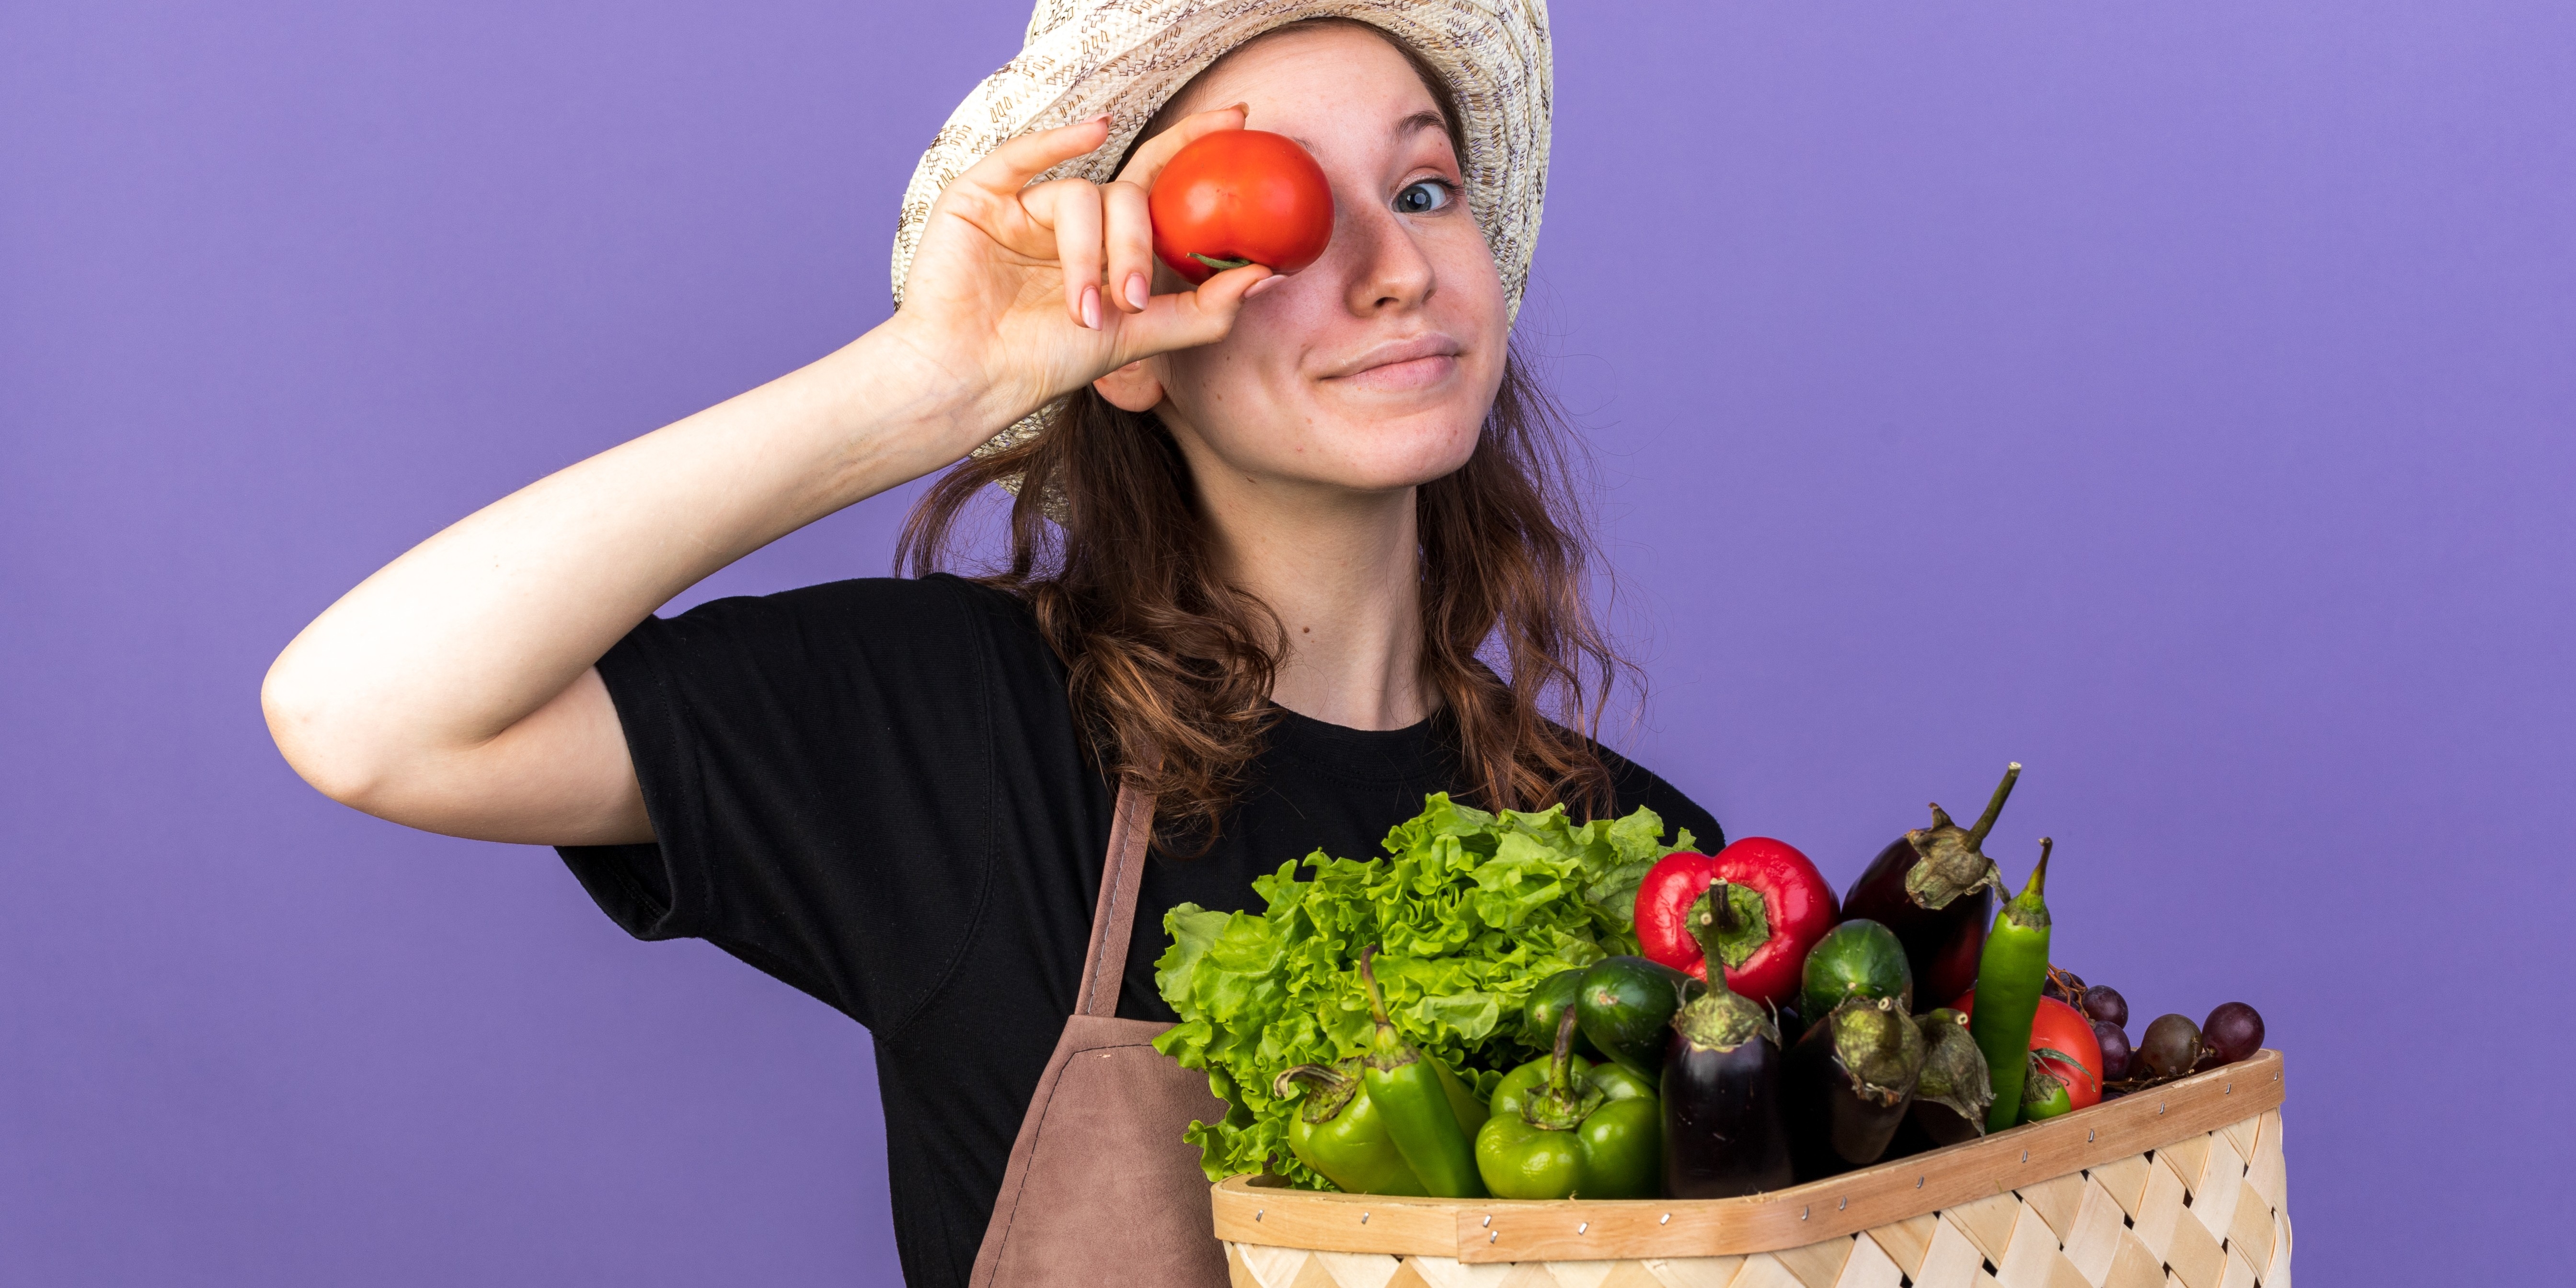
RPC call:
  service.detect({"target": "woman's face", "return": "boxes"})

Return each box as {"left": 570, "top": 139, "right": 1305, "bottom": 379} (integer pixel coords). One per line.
{"left": 1101, "top": 24, "right": 1507, "bottom": 498}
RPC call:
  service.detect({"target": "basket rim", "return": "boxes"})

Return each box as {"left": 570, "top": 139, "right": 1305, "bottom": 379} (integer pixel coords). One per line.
{"left": 1213, "top": 1046, "right": 2284, "bottom": 1262}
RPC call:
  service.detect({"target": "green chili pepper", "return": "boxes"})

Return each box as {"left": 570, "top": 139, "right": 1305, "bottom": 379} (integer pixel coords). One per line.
{"left": 1272, "top": 1060, "right": 1430, "bottom": 1196}
{"left": 1473, "top": 1011, "right": 1662, "bottom": 1199}
{"left": 1357, "top": 946, "right": 1488, "bottom": 1198}
{"left": 1967, "top": 838, "right": 2055, "bottom": 1133}
{"left": 1433, "top": 1058, "right": 1490, "bottom": 1140}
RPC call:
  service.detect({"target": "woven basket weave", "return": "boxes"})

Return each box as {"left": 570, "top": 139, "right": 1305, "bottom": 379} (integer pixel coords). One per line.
{"left": 1212, "top": 1049, "right": 2288, "bottom": 1288}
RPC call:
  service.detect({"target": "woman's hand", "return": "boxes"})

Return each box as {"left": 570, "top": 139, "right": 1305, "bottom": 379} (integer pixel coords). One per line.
{"left": 881, "top": 106, "right": 1276, "bottom": 451}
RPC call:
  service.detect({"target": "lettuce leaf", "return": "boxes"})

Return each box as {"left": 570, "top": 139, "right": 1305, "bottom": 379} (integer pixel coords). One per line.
{"left": 1151, "top": 793, "right": 1694, "bottom": 1186}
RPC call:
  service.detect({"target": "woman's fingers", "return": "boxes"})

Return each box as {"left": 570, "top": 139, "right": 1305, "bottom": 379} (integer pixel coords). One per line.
{"left": 1100, "top": 180, "right": 1154, "bottom": 313}
{"left": 1112, "top": 104, "right": 1248, "bottom": 190}
{"left": 952, "top": 115, "right": 1113, "bottom": 207}
{"left": 1023, "top": 178, "right": 1106, "bottom": 328}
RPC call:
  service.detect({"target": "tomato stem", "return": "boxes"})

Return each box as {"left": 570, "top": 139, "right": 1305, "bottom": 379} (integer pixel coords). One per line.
{"left": 1190, "top": 253, "right": 1255, "bottom": 271}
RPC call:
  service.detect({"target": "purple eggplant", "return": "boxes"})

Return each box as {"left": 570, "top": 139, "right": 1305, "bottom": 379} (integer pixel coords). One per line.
{"left": 1785, "top": 996, "right": 1927, "bottom": 1180}
{"left": 1660, "top": 966, "right": 1792, "bottom": 1198}
{"left": 1840, "top": 764, "right": 2021, "bottom": 1006}
{"left": 1904, "top": 1007, "right": 1992, "bottom": 1150}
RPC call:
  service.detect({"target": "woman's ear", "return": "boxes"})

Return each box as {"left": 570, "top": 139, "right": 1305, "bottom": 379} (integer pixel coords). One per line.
{"left": 1092, "top": 358, "right": 1165, "bottom": 413}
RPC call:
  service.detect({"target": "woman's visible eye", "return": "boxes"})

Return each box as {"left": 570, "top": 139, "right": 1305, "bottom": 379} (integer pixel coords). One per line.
{"left": 1393, "top": 180, "right": 1456, "bottom": 215}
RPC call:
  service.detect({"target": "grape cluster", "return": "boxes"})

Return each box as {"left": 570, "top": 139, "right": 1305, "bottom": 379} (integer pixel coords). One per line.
{"left": 2047, "top": 968, "right": 2263, "bottom": 1090}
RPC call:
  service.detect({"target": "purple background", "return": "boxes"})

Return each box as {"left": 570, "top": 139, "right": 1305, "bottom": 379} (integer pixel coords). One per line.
{"left": 5, "top": 0, "right": 2569, "bottom": 1282}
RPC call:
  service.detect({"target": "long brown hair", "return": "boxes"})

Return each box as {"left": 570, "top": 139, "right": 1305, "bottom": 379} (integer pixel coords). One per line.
{"left": 897, "top": 23, "right": 1632, "bottom": 852}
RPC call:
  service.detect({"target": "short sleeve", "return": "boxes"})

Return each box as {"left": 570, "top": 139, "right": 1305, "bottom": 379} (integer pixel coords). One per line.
{"left": 557, "top": 575, "right": 1018, "bottom": 1032}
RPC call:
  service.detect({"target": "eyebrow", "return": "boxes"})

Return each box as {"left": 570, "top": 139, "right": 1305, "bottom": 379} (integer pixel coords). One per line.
{"left": 1283, "top": 111, "right": 1456, "bottom": 158}
{"left": 1395, "top": 110, "right": 1448, "bottom": 138}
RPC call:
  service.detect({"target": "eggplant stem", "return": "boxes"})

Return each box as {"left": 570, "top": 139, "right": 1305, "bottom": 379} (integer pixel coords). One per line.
{"left": 1964, "top": 762, "right": 2023, "bottom": 848}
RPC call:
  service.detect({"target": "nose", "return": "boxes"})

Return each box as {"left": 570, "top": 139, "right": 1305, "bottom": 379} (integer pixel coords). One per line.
{"left": 1335, "top": 190, "right": 1436, "bottom": 316}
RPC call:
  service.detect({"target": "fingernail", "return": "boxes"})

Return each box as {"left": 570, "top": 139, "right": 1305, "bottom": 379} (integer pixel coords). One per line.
{"left": 1086, "top": 113, "right": 1112, "bottom": 126}
{"left": 1125, "top": 273, "right": 1149, "bottom": 311}
{"left": 1245, "top": 275, "right": 1281, "bottom": 298}
{"left": 1082, "top": 286, "right": 1101, "bottom": 330}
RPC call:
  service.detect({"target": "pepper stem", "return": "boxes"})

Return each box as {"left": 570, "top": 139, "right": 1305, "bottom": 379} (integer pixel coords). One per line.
{"left": 1548, "top": 1009, "right": 1579, "bottom": 1098}
{"left": 1999, "top": 837, "right": 2056, "bottom": 933}
{"left": 1273, "top": 1064, "right": 1352, "bottom": 1101}
{"left": 1963, "top": 762, "right": 2023, "bottom": 848}
{"left": 1358, "top": 945, "right": 1392, "bottom": 1025}
{"left": 1356, "top": 946, "right": 1428, "bottom": 1076}
{"left": 1688, "top": 879, "right": 1771, "bottom": 971}
{"left": 1524, "top": 1007, "right": 1605, "bottom": 1131}
{"left": 1274, "top": 1063, "right": 1362, "bottom": 1124}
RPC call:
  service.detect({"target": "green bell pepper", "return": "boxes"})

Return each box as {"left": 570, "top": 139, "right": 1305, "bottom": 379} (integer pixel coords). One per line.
{"left": 1272, "top": 1060, "right": 1429, "bottom": 1196}
{"left": 1473, "top": 1011, "right": 1662, "bottom": 1200}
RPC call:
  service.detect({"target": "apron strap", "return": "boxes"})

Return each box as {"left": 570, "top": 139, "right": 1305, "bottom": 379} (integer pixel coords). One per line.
{"left": 1076, "top": 782, "right": 1156, "bottom": 1018}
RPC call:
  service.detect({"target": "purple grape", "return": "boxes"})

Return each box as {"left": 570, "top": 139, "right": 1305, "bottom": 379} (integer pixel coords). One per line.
{"left": 2138, "top": 1014, "right": 2202, "bottom": 1079}
{"left": 2080, "top": 985, "right": 2128, "bottom": 1029}
{"left": 2043, "top": 969, "right": 2089, "bottom": 1006}
{"left": 2200, "top": 1002, "right": 2265, "bottom": 1066}
{"left": 2092, "top": 1021, "right": 2132, "bottom": 1081}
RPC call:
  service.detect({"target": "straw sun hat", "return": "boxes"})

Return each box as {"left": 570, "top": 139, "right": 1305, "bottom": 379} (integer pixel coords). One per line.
{"left": 888, "top": 0, "right": 1555, "bottom": 473}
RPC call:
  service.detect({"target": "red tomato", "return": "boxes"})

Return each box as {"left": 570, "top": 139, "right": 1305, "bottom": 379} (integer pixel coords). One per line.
{"left": 1953, "top": 993, "right": 2105, "bottom": 1111}
{"left": 1148, "top": 130, "right": 1334, "bottom": 284}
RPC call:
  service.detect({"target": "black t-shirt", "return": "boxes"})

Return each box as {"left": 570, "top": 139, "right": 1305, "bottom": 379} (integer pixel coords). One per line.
{"left": 557, "top": 574, "right": 1722, "bottom": 1288}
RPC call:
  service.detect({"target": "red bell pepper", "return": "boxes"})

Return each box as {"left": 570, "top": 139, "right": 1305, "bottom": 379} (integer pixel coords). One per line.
{"left": 1633, "top": 839, "right": 1838, "bottom": 1008}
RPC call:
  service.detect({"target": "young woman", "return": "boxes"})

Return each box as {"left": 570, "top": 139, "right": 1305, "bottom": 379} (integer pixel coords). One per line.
{"left": 264, "top": 11, "right": 1722, "bottom": 1288}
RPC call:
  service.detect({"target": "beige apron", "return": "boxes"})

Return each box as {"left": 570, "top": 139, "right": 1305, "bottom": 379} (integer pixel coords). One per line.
{"left": 966, "top": 785, "right": 1232, "bottom": 1288}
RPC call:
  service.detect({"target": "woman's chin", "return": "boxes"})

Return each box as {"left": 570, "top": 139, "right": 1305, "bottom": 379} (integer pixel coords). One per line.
{"left": 1292, "top": 422, "right": 1483, "bottom": 493}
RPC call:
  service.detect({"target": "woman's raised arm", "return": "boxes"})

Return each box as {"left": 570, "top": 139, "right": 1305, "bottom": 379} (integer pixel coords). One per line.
{"left": 261, "top": 110, "right": 1272, "bottom": 845}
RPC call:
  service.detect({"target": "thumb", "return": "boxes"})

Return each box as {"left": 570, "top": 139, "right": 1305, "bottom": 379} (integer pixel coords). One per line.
{"left": 1115, "top": 264, "right": 1276, "bottom": 360}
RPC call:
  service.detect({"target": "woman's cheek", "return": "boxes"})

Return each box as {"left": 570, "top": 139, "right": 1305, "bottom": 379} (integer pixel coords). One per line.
{"left": 1432, "top": 240, "right": 1510, "bottom": 343}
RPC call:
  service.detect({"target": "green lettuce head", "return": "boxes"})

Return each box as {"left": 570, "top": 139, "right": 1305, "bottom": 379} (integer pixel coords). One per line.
{"left": 1151, "top": 793, "right": 1694, "bottom": 1188}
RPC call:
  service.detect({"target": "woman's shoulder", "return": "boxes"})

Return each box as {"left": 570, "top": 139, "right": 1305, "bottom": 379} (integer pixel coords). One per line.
{"left": 614, "top": 573, "right": 1065, "bottom": 704}
{"left": 1590, "top": 740, "right": 1727, "bottom": 853}
{"left": 756, "top": 570, "right": 1023, "bottom": 621}
{"left": 671, "top": 573, "right": 1045, "bottom": 651}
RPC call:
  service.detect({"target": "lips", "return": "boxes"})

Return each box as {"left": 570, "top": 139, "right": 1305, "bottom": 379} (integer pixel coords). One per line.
{"left": 1326, "top": 333, "right": 1463, "bottom": 382}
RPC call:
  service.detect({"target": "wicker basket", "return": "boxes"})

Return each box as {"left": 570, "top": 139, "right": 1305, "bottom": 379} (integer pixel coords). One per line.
{"left": 1212, "top": 1049, "right": 2288, "bottom": 1288}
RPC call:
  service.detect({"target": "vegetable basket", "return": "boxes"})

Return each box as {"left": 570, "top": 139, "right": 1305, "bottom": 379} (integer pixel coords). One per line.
{"left": 1211, "top": 1050, "right": 2288, "bottom": 1288}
